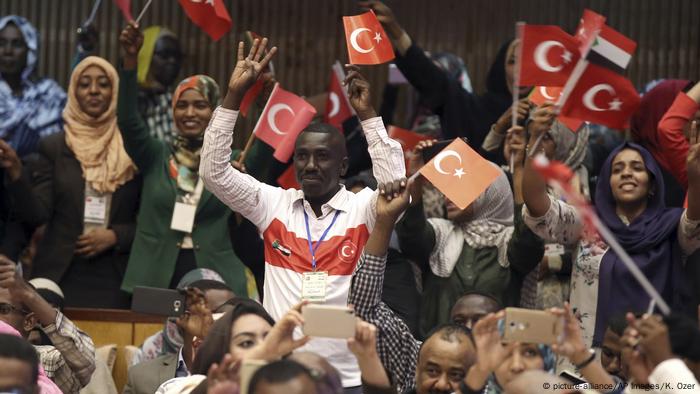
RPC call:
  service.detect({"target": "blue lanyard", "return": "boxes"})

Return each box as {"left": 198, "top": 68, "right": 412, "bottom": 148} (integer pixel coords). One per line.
{"left": 303, "top": 210, "right": 341, "bottom": 271}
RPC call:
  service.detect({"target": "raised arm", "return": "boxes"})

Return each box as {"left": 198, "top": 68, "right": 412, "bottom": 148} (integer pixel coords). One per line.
{"left": 199, "top": 38, "right": 283, "bottom": 227}
{"left": 350, "top": 180, "right": 421, "bottom": 393}
{"left": 680, "top": 125, "right": 700, "bottom": 255}
{"left": 657, "top": 82, "right": 700, "bottom": 190}
{"left": 117, "top": 22, "right": 164, "bottom": 171}
{"left": 344, "top": 65, "right": 405, "bottom": 184}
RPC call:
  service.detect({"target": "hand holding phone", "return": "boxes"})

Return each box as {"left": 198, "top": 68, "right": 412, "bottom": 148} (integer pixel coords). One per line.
{"left": 302, "top": 304, "right": 356, "bottom": 339}
{"left": 501, "top": 307, "right": 563, "bottom": 345}
{"left": 131, "top": 286, "right": 187, "bottom": 317}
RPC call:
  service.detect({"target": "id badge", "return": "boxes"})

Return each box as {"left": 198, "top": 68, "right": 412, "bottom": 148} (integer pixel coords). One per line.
{"left": 544, "top": 243, "right": 566, "bottom": 256}
{"left": 302, "top": 271, "right": 328, "bottom": 302}
{"left": 84, "top": 195, "right": 107, "bottom": 224}
{"left": 171, "top": 200, "right": 197, "bottom": 233}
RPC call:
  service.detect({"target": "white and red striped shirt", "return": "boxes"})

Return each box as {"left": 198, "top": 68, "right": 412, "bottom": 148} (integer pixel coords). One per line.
{"left": 200, "top": 107, "right": 405, "bottom": 387}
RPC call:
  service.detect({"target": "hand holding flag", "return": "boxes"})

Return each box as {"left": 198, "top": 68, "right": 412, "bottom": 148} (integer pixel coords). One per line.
{"left": 344, "top": 65, "right": 378, "bottom": 121}
{"left": 343, "top": 11, "right": 395, "bottom": 65}
{"left": 324, "top": 62, "right": 354, "bottom": 129}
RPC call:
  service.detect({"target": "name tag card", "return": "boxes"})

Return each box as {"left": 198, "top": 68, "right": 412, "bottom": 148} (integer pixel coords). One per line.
{"left": 171, "top": 200, "right": 197, "bottom": 233}
{"left": 302, "top": 271, "right": 328, "bottom": 302}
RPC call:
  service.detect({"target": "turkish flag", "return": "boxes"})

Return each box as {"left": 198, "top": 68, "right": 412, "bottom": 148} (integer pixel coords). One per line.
{"left": 277, "top": 165, "right": 300, "bottom": 190}
{"left": 254, "top": 84, "right": 317, "bottom": 162}
{"left": 519, "top": 25, "right": 580, "bottom": 87}
{"left": 343, "top": 11, "right": 395, "bottom": 65}
{"left": 114, "top": 0, "right": 133, "bottom": 21}
{"left": 419, "top": 138, "right": 501, "bottom": 209}
{"left": 324, "top": 62, "right": 354, "bottom": 130}
{"left": 574, "top": 9, "right": 606, "bottom": 55}
{"left": 559, "top": 62, "right": 640, "bottom": 130}
{"left": 388, "top": 125, "right": 430, "bottom": 173}
{"left": 528, "top": 86, "right": 584, "bottom": 132}
{"left": 178, "top": 0, "right": 232, "bottom": 41}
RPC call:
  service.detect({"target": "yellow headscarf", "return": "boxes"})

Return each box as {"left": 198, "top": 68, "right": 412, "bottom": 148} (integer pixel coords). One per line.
{"left": 137, "top": 26, "right": 177, "bottom": 88}
{"left": 63, "top": 56, "right": 137, "bottom": 193}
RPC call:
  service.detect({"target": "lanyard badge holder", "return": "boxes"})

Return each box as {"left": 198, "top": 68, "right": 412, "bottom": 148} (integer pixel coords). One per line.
{"left": 83, "top": 182, "right": 112, "bottom": 234}
{"left": 171, "top": 179, "right": 204, "bottom": 234}
{"left": 301, "top": 210, "right": 340, "bottom": 302}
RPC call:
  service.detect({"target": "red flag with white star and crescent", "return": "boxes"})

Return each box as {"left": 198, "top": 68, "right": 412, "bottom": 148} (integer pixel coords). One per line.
{"left": 559, "top": 62, "right": 640, "bottom": 130}
{"left": 519, "top": 25, "right": 580, "bottom": 87}
{"left": 324, "top": 62, "right": 354, "bottom": 130}
{"left": 343, "top": 11, "right": 395, "bottom": 65}
{"left": 178, "top": 0, "right": 232, "bottom": 41}
{"left": 419, "top": 139, "right": 501, "bottom": 210}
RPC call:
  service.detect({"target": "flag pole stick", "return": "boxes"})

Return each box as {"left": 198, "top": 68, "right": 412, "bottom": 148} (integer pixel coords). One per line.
{"left": 84, "top": 0, "right": 102, "bottom": 26}
{"left": 135, "top": 0, "right": 153, "bottom": 24}
{"left": 237, "top": 132, "right": 257, "bottom": 166}
{"left": 510, "top": 22, "right": 525, "bottom": 174}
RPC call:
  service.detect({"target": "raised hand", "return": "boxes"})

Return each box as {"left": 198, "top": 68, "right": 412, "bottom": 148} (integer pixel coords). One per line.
{"left": 177, "top": 287, "right": 214, "bottom": 340}
{"left": 347, "top": 320, "right": 379, "bottom": 359}
{"left": 504, "top": 125, "right": 526, "bottom": 168}
{"left": 376, "top": 178, "right": 412, "bottom": 222}
{"left": 637, "top": 315, "right": 674, "bottom": 368}
{"left": 225, "top": 38, "right": 278, "bottom": 109}
{"left": 206, "top": 354, "right": 241, "bottom": 394}
{"left": 464, "top": 311, "right": 515, "bottom": 390}
{"left": 496, "top": 99, "right": 531, "bottom": 133}
{"left": 527, "top": 102, "right": 556, "bottom": 139}
{"left": 549, "top": 303, "right": 588, "bottom": 364}
{"left": 0, "top": 139, "right": 22, "bottom": 182}
{"left": 248, "top": 301, "right": 310, "bottom": 360}
{"left": 358, "top": 1, "right": 403, "bottom": 40}
{"left": 119, "top": 22, "right": 143, "bottom": 69}
{"left": 621, "top": 313, "right": 652, "bottom": 385}
{"left": 344, "top": 65, "right": 377, "bottom": 121}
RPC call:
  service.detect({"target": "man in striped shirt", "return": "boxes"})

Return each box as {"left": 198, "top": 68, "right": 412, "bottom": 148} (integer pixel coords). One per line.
{"left": 200, "top": 38, "right": 405, "bottom": 391}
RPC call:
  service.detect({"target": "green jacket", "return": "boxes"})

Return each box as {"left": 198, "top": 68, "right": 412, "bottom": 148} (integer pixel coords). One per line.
{"left": 117, "top": 68, "right": 247, "bottom": 295}
{"left": 397, "top": 202, "right": 543, "bottom": 337}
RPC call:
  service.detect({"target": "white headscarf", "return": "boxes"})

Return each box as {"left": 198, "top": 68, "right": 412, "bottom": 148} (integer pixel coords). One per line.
{"left": 428, "top": 166, "right": 515, "bottom": 277}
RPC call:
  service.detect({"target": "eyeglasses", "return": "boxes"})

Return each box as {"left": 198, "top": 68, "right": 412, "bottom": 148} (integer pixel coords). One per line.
{"left": 0, "top": 302, "right": 29, "bottom": 315}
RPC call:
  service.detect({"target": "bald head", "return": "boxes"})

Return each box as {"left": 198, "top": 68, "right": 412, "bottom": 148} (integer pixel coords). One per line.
{"left": 450, "top": 293, "right": 501, "bottom": 329}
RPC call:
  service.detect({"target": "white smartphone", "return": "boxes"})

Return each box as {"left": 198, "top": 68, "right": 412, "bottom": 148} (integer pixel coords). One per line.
{"left": 301, "top": 304, "right": 356, "bottom": 339}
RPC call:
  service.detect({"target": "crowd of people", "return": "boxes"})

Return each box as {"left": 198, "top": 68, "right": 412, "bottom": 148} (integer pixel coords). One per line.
{"left": 1, "top": 1, "right": 700, "bottom": 393}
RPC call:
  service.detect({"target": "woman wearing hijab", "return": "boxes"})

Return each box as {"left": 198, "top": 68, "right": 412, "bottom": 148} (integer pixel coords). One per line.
{"left": 137, "top": 25, "right": 184, "bottom": 144}
{"left": 631, "top": 79, "right": 692, "bottom": 207}
{"left": 0, "top": 15, "right": 66, "bottom": 158}
{"left": 117, "top": 23, "right": 248, "bottom": 295}
{"left": 360, "top": 2, "right": 524, "bottom": 165}
{"left": 2, "top": 56, "right": 140, "bottom": 308}
{"left": 511, "top": 106, "right": 591, "bottom": 310}
{"left": 397, "top": 140, "right": 543, "bottom": 336}
{"left": 522, "top": 121, "right": 700, "bottom": 371}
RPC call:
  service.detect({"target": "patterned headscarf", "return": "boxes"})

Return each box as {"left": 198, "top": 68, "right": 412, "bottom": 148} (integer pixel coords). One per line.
{"left": 170, "top": 75, "right": 220, "bottom": 171}
{"left": 64, "top": 56, "right": 137, "bottom": 193}
{"left": 136, "top": 269, "right": 225, "bottom": 364}
{"left": 0, "top": 16, "right": 65, "bottom": 157}
{"left": 137, "top": 26, "right": 178, "bottom": 88}
{"left": 485, "top": 344, "right": 556, "bottom": 394}
{"left": 547, "top": 120, "right": 591, "bottom": 198}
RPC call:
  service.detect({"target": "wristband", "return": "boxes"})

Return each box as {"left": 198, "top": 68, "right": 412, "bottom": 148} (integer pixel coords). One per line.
{"left": 574, "top": 349, "right": 596, "bottom": 370}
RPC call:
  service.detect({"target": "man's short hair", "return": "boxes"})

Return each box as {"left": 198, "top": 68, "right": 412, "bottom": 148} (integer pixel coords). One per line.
{"left": 0, "top": 334, "right": 39, "bottom": 384}
{"left": 248, "top": 359, "right": 314, "bottom": 393}
{"left": 297, "top": 122, "right": 347, "bottom": 156}
{"left": 421, "top": 323, "right": 475, "bottom": 350}
{"left": 455, "top": 291, "right": 502, "bottom": 309}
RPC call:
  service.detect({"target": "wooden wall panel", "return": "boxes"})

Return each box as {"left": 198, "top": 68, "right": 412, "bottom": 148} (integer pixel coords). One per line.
{"left": 2, "top": 0, "right": 699, "bottom": 133}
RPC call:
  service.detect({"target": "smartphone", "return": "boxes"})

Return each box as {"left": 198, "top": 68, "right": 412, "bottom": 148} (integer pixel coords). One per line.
{"left": 500, "top": 307, "right": 563, "bottom": 345}
{"left": 131, "top": 286, "right": 187, "bottom": 317}
{"left": 301, "top": 304, "right": 356, "bottom": 339}
{"left": 239, "top": 359, "right": 267, "bottom": 394}
{"left": 421, "top": 138, "right": 469, "bottom": 162}
{"left": 559, "top": 370, "right": 587, "bottom": 386}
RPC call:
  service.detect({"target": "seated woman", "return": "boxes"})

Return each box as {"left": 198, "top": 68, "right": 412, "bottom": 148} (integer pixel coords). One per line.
{"left": 117, "top": 23, "right": 248, "bottom": 294}
{"left": 396, "top": 140, "right": 543, "bottom": 336}
{"left": 0, "top": 15, "right": 65, "bottom": 158}
{"left": 522, "top": 126, "right": 700, "bottom": 370}
{"left": 3, "top": 56, "right": 140, "bottom": 308}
